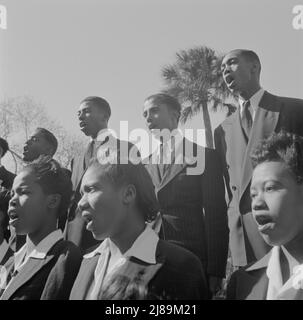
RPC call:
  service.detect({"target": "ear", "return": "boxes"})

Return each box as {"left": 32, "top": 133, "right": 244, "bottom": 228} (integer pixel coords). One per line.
{"left": 46, "top": 194, "right": 61, "bottom": 210}
{"left": 250, "top": 61, "right": 260, "bottom": 76}
{"left": 121, "top": 184, "right": 136, "bottom": 205}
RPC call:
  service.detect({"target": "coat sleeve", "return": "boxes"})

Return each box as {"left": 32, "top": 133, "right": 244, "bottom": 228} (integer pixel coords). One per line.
{"left": 40, "top": 244, "right": 82, "bottom": 300}
{"left": 201, "top": 148, "right": 229, "bottom": 278}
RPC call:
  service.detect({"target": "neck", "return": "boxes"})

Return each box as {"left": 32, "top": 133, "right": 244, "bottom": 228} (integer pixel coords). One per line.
{"left": 27, "top": 221, "right": 57, "bottom": 247}
{"left": 110, "top": 215, "right": 145, "bottom": 254}
{"left": 91, "top": 125, "right": 108, "bottom": 139}
{"left": 284, "top": 232, "right": 303, "bottom": 264}
{"left": 239, "top": 84, "right": 261, "bottom": 101}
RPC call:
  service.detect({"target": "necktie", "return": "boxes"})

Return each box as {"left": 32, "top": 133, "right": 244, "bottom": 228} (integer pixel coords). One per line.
{"left": 84, "top": 140, "right": 95, "bottom": 169}
{"left": 158, "top": 142, "right": 165, "bottom": 177}
{"left": 241, "top": 100, "right": 253, "bottom": 139}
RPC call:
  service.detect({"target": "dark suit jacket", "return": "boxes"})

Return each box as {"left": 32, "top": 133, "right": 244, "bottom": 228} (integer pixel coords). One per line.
{"left": 70, "top": 239, "right": 208, "bottom": 300}
{"left": 0, "top": 166, "right": 15, "bottom": 211}
{"left": 0, "top": 244, "right": 13, "bottom": 266}
{"left": 65, "top": 137, "right": 140, "bottom": 253}
{"left": 145, "top": 138, "right": 229, "bottom": 278}
{"left": 226, "top": 253, "right": 270, "bottom": 300}
{"left": 0, "top": 239, "right": 82, "bottom": 300}
{"left": 214, "top": 91, "right": 303, "bottom": 267}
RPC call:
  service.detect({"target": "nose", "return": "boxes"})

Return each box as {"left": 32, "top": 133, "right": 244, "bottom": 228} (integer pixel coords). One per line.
{"left": 146, "top": 112, "right": 153, "bottom": 124}
{"left": 251, "top": 194, "right": 267, "bottom": 211}
{"left": 78, "top": 111, "right": 84, "bottom": 121}
{"left": 77, "top": 193, "right": 88, "bottom": 212}
{"left": 223, "top": 65, "right": 231, "bottom": 77}
{"left": 9, "top": 194, "right": 17, "bottom": 208}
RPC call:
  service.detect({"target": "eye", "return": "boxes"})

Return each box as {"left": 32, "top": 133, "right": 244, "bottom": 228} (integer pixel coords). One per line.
{"left": 265, "top": 184, "right": 276, "bottom": 192}
{"left": 250, "top": 191, "right": 257, "bottom": 199}
{"left": 20, "top": 189, "right": 30, "bottom": 195}
{"left": 88, "top": 186, "right": 96, "bottom": 193}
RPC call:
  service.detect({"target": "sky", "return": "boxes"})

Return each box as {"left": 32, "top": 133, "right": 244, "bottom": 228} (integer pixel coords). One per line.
{"left": 0, "top": 0, "right": 302, "bottom": 146}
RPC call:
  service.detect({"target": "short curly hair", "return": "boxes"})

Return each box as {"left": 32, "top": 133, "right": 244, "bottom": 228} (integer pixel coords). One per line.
{"left": 251, "top": 131, "right": 303, "bottom": 184}
{"left": 22, "top": 156, "right": 73, "bottom": 219}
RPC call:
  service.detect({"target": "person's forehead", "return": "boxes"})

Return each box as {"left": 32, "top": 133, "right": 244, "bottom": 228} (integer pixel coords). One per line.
{"left": 143, "top": 99, "right": 167, "bottom": 112}
{"left": 14, "top": 170, "right": 37, "bottom": 187}
{"left": 252, "top": 161, "right": 294, "bottom": 183}
{"left": 32, "top": 130, "right": 46, "bottom": 140}
{"left": 222, "top": 50, "right": 242, "bottom": 64}
{"left": 82, "top": 165, "right": 111, "bottom": 187}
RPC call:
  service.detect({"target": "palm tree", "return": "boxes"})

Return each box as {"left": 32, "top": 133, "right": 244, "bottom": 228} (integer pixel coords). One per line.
{"left": 162, "top": 46, "right": 235, "bottom": 148}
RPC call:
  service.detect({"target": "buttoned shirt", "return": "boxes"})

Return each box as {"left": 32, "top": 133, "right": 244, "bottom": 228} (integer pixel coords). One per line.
{"left": 14, "top": 229, "right": 63, "bottom": 273}
{"left": 266, "top": 246, "right": 300, "bottom": 300}
{"left": 84, "top": 225, "right": 159, "bottom": 300}
{"left": 239, "top": 88, "right": 265, "bottom": 121}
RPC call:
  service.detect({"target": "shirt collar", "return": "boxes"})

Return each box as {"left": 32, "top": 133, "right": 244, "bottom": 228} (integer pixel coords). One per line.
{"left": 0, "top": 240, "right": 9, "bottom": 263}
{"left": 91, "top": 128, "right": 114, "bottom": 143}
{"left": 156, "top": 128, "right": 183, "bottom": 154}
{"left": 84, "top": 225, "right": 159, "bottom": 264}
{"left": 14, "top": 229, "right": 63, "bottom": 269}
{"left": 239, "top": 88, "right": 265, "bottom": 117}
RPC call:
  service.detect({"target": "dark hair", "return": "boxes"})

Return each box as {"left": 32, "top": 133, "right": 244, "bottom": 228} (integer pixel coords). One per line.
{"left": 234, "top": 49, "right": 262, "bottom": 73}
{"left": 0, "top": 138, "right": 9, "bottom": 157}
{"left": 22, "top": 156, "right": 73, "bottom": 219}
{"left": 145, "top": 93, "right": 181, "bottom": 121}
{"left": 0, "top": 208, "right": 10, "bottom": 241}
{"left": 81, "top": 96, "right": 111, "bottom": 120}
{"left": 251, "top": 131, "right": 303, "bottom": 184}
{"left": 36, "top": 128, "right": 58, "bottom": 156}
{"left": 88, "top": 151, "right": 159, "bottom": 222}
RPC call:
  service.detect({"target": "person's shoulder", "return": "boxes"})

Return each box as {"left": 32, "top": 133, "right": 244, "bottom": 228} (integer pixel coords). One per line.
{"left": 157, "top": 240, "right": 203, "bottom": 278}
{"left": 51, "top": 239, "right": 82, "bottom": 259}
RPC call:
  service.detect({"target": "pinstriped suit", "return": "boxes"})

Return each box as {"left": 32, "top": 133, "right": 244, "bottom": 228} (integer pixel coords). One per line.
{"left": 145, "top": 138, "right": 229, "bottom": 278}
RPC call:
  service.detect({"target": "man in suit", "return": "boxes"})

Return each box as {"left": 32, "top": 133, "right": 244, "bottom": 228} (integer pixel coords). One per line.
{"left": 70, "top": 154, "right": 208, "bottom": 300}
{"left": 227, "top": 132, "right": 303, "bottom": 300}
{"left": 142, "top": 93, "right": 229, "bottom": 296}
{"left": 215, "top": 49, "right": 303, "bottom": 268}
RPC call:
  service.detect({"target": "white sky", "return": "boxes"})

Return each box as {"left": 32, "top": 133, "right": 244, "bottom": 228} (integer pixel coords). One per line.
{"left": 0, "top": 0, "right": 302, "bottom": 143}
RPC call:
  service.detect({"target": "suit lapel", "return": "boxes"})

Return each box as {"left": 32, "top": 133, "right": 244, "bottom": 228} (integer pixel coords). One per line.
{"left": 240, "top": 269, "right": 268, "bottom": 300}
{"left": 239, "top": 92, "right": 280, "bottom": 200}
{"left": 158, "top": 138, "right": 192, "bottom": 192}
{"left": 145, "top": 153, "right": 163, "bottom": 191}
{"left": 70, "top": 255, "right": 99, "bottom": 300}
{"left": 237, "top": 252, "right": 271, "bottom": 300}
{"left": 1, "top": 254, "right": 57, "bottom": 300}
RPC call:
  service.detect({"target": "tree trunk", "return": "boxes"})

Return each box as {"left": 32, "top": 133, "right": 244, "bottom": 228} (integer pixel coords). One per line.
{"left": 201, "top": 101, "right": 213, "bottom": 148}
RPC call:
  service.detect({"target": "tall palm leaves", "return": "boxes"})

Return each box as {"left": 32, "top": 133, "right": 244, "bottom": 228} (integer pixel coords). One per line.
{"left": 162, "top": 46, "right": 235, "bottom": 148}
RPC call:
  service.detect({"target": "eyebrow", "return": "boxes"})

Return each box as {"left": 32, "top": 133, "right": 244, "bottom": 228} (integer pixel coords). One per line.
{"left": 78, "top": 106, "right": 91, "bottom": 113}
{"left": 221, "top": 57, "right": 238, "bottom": 67}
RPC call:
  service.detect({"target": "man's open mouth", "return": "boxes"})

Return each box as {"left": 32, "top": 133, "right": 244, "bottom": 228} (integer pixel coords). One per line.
{"left": 8, "top": 209, "right": 19, "bottom": 223}
{"left": 225, "top": 74, "right": 234, "bottom": 86}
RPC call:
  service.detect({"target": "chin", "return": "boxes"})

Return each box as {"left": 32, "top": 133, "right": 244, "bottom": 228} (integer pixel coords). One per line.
{"left": 92, "top": 231, "right": 107, "bottom": 241}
